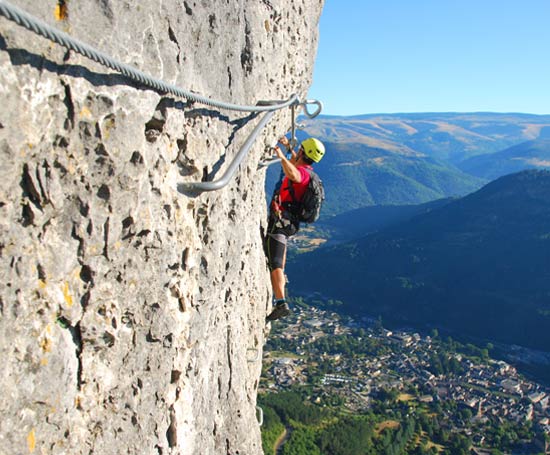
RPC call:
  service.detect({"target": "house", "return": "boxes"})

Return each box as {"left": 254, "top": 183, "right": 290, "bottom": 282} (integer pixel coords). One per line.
{"left": 537, "top": 396, "right": 550, "bottom": 411}
{"left": 304, "top": 318, "right": 324, "bottom": 328}
{"left": 500, "top": 378, "right": 522, "bottom": 395}
{"left": 390, "top": 333, "right": 413, "bottom": 346}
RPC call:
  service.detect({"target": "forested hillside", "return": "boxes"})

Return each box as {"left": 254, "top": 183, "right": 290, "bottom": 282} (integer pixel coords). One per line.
{"left": 317, "top": 198, "right": 453, "bottom": 243}
{"left": 288, "top": 170, "right": 550, "bottom": 351}
{"left": 266, "top": 139, "right": 483, "bottom": 218}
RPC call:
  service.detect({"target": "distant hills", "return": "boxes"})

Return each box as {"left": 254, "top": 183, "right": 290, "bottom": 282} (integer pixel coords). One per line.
{"left": 295, "top": 141, "right": 483, "bottom": 217}
{"left": 288, "top": 170, "right": 550, "bottom": 351}
{"left": 302, "top": 112, "right": 550, "bottom": 163}
{"left": 264, "top": 113, "right": 550, "bottom": 217}
{"left": 458, "top": 139, "right": 550, "bottom": 180}
{"left": 265, "top": 137, "right": 484, "bottom": 218}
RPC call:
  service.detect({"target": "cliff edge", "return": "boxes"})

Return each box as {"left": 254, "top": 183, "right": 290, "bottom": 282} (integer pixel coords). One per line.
{"left": 0, "top": 1, "right": 323, "bottom": 453}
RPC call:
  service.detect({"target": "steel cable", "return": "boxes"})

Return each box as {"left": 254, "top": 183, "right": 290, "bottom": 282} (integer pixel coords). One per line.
{"left": 0, "top": 0, "right": 298, "bottom": 112}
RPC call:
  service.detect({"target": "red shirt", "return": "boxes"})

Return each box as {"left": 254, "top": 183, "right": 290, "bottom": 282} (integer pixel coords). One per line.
{"left": 272, "top": 165, "right": 312, "bottom": 213}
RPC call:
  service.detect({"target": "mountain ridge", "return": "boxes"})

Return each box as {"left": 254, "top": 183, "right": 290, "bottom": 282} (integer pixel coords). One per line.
{"left": 458, "top": 138, "right": 550, "bottom": 179}
{"left": 302, "top": 112, "right": 550, "bottom": 163}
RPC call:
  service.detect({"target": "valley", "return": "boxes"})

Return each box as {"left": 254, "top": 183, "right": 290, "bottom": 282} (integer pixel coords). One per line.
{"left": 262, "top": 112, "right": 550, "bottom": 455}
{"left": 260, "top": 300, "right": 550, "bottom": 455}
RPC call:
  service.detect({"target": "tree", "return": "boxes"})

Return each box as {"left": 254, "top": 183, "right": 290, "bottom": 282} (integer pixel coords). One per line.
{"left": 317, "top": 416, "right": 374, "bottom": 455}
{"left": 459, "top": 408, "right": 473, "bottom": 421}
{"left": 374, "top": 316, "right": 384, "bottom": 333}
{"left": 282, "top": 427, "right": 321, "bottom": 455}
{"left": 260, "top": 406, "right": 285, "bottom": 453}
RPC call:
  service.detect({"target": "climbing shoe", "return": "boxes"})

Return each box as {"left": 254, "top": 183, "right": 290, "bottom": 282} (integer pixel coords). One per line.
{"left": 266, "top": 300, "right": 290, "bottom": 321}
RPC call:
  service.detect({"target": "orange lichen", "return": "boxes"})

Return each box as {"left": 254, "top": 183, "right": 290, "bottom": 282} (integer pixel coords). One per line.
{"left": 54, "top": 1, "right": 68, "bottom": 21}
{"left": 40, "top": 336, "right": 52, "bottom": 353}
{"left": 79, "top": 106, "right": 92, "bottom": 118}
{"left": 27, "top": 428, "right": 36, "bottom": 452}
{"left": 62, "top": 282, "right": 73, "bottom": 307}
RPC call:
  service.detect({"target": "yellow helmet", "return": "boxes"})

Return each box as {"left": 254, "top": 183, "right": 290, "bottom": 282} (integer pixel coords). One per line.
{"left": 301, "top": 138, "right": 325, "bottom": 163}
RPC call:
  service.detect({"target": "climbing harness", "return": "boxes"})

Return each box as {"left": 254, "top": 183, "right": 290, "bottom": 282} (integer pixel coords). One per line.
{"left": 0, "top": 0, "right": 323, "bottom": 193}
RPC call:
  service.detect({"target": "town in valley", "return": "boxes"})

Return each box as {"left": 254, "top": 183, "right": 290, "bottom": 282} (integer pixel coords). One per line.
{"left": 261, "top": 300, "right": 550, "bottom": 454}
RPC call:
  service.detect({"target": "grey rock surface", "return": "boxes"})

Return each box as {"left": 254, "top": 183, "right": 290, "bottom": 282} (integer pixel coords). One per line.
{"left": 0, "top": 1, "right": 323, "bottom": 453}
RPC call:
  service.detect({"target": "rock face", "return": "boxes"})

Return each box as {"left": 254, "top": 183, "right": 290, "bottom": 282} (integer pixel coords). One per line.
{"left": 0, "top": 1, "right": 323, "bottom": 454}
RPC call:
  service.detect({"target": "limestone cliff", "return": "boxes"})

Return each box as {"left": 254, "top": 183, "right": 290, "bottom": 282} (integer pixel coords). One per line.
{"left": 0, "top": 1, "right": 323, "bottom": 454}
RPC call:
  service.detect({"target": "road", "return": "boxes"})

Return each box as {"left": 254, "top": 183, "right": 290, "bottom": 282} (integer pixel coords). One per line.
{"left": 273, "top": 427, "right": 291, "bottom": 455}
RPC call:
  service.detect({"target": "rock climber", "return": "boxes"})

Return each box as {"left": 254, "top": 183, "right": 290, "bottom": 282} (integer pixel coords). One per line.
{"left": 265, "top": 135, "right": 325, "bottom": 321}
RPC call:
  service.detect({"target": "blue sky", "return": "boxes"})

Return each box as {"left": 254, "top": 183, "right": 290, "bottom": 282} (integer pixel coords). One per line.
{"left": 308, "top": 1, "right": 550, "bottom": 116}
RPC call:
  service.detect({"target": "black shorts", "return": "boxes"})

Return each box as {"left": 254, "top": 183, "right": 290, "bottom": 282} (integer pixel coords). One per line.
{"left": 265, "top": 215, "right": 299, "bottom": 270}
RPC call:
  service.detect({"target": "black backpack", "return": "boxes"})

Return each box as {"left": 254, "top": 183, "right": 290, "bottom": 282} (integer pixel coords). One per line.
{"left": 287, "top": 169, "right": 325, "bottom": 223}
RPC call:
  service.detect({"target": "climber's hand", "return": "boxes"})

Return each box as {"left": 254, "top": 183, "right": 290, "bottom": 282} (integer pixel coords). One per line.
{"left": 273, "top": 145, "right": 285, "bottom": 160}
{"left": 278, "top": 136, "right": 290, "bottom": 149}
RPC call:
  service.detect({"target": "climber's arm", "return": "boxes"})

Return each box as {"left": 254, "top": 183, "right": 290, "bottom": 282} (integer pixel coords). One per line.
{"left": 274, "top": 146, "right": 302, "bottom": 183}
